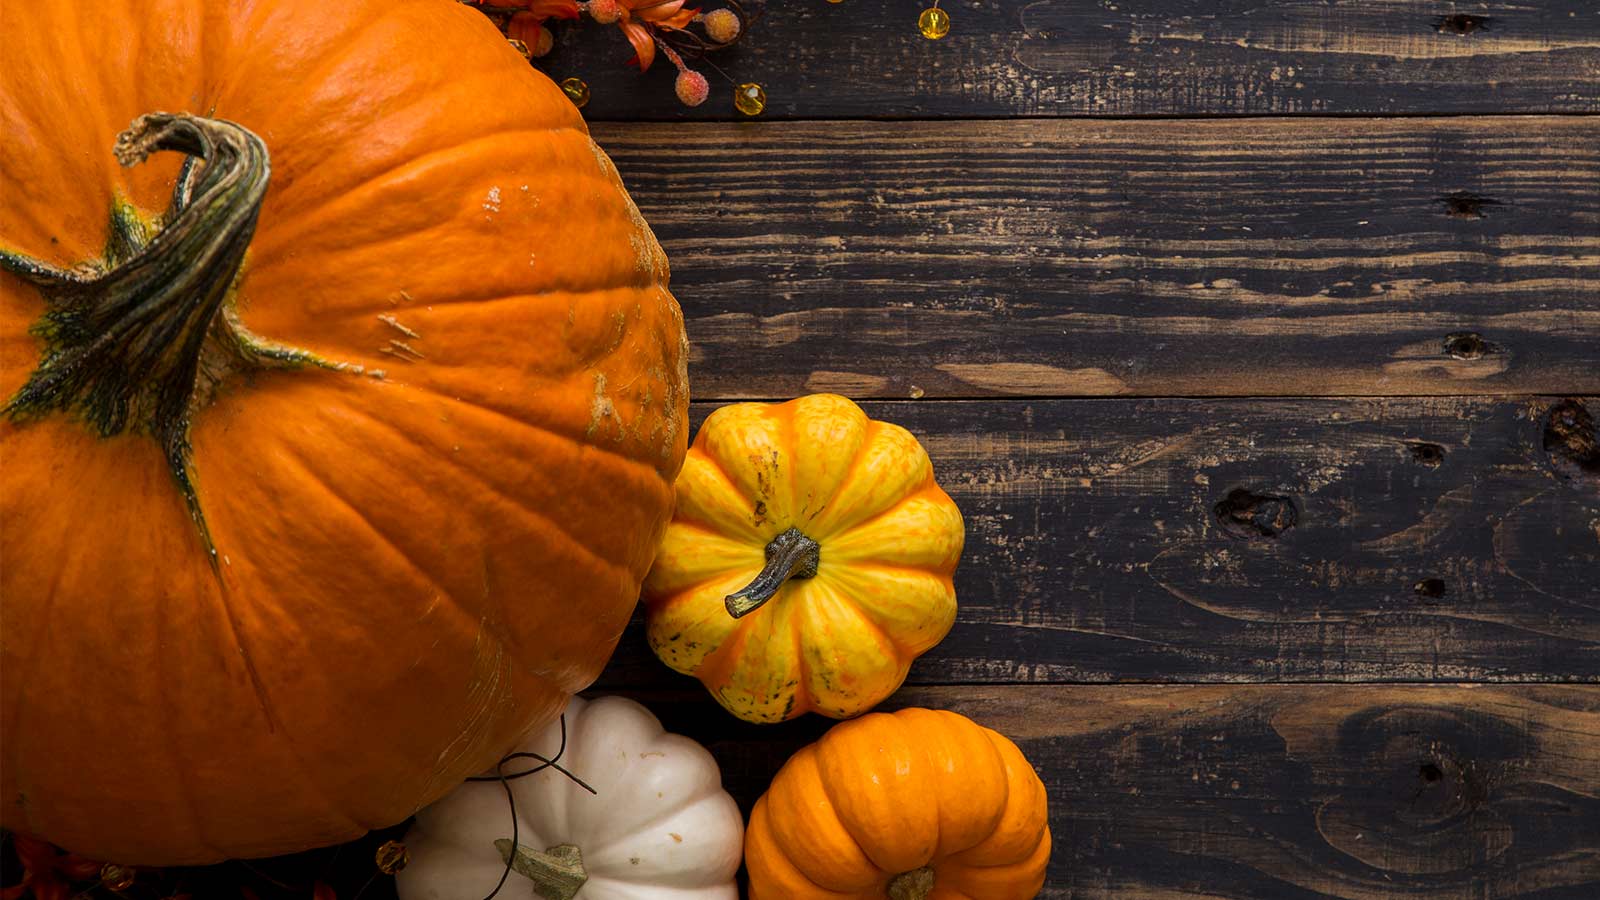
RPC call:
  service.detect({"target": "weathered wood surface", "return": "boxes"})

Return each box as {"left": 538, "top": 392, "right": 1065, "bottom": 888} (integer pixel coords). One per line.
{"left": 591, "top": 116, "right": 1600, "bottom": 399}
{"left": 598, "top": 396, "right": 1600, "bottom": 687}
{"left": 546, "top": 0, "right": 1600, "bottom": 120}
{"left": 135, "top": 685, "right": 1600, "bottom": 900}
{"left": 627, "top": 684, "right": 1600, "bottom": 899}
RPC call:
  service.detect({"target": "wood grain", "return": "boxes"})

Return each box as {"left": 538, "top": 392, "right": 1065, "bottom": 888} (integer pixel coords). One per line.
{"left": 597, "top": 396, "right": 1600, "bottom": 686}
{"left": 132, "top": 686, "right": 1600, "bottom": 900}
{"left": 592, "top": 116, "right": 1600, "bottom": 399}
{"left": 543, "top": 0, "right": 1600, "bottom": 120}
{"left": 629, "top": 684, "right": 1600, "bottom": 900}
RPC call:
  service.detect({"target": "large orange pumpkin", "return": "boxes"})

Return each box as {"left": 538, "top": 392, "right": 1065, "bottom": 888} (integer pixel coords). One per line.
{"left": 0, "top": 1, "right": 688, "bottom": 864}
{"left": 745, "top": 709, "right": 1051, "bottom": 899}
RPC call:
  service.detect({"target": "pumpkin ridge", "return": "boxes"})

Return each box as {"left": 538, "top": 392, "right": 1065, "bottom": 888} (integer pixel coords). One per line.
{"left": 804, "top": 416, "right": 884, "bottom": 541}
{"left": 269, "top": 429, "right": 604, "bottom": 744}
{"left": 767, "top": 749, "right": 881, "bottom": 891}
{"left": 810, "top": 572, "right": 915, "bottom": 659}
{"left": 581, "top": 777, "right": 726, "bottom": 860}
{"left": 266, "top": 432, "right": 551, "bottom": 769}
{"left": 425, "top": 628, "right": 516, "bottom": 810}
{"left": 671, "top": 450, "right": 766, "bottom": 541}
{"left": 690, "top": 422, "right": 764, "bottom": 518}
{"left": 654, "top": 566, "right": 764, "bottom": 615}
{"left": 788, "top": 582, "right": 818, "bottom": 719}
{"left": 269, "top": 426, "right": 460, "bottom": 608}
{"left": 809, "top": 421, "right": 940, "bottom": 542}
{"left": 744, "top": 797, "right": 848, "bottom": 897}
{"left": 401, "top": 379, "right": 679, "bottom": 487}
{"left": 828, "top": 481, "right": 954, "bottom": 553}
{"left": 325, "top": 397, "right": 636, "bottom": 587}
{"left": 811, "top": 734, "right": 892, "bottom": 870}
{"left": 240, "top": 0, "right": 438, "bottom": 132}
{"left": 252, "top": 125, "right": 586, "bottom": 252}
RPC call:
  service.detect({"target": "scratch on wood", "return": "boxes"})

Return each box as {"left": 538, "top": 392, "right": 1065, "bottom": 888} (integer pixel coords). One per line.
{"left": 936, "top": 362, "right": 1130, "bottom": 395}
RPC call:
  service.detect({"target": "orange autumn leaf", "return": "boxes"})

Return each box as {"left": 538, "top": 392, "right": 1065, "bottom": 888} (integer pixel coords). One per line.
{"left": 620, "top": 19, "right": 656, "bottom": 70}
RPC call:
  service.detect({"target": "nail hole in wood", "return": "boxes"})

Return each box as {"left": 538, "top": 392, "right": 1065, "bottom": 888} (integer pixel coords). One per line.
{"left": 1543, "top": 398, "right": 1600, "bottom": 487}
{"left": 1414, "top": 578, "right": 1447, "bottom": 599}
{"left": 1419, "top": 762, "right": 1444, "bottom": 783}
{"left": 1437, "top": 192, "right": 1500, "bottom": 219}
{"left": 1442, "top": 332, "right": 1493, "bottom": 360}
{"left": 1434, "top": 14, "right": 1492, "bottom": 35}
{"left": 1214, "top": 488, "right": 1297, "bottom": 540}
{"left": 1408, "top": 442, "right": 1445, "bottom": 467}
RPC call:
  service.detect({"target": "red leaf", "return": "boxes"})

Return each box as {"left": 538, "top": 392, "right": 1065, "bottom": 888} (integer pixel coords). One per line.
{"left": 313, "top": 881, "right": 337, "bottom": 900}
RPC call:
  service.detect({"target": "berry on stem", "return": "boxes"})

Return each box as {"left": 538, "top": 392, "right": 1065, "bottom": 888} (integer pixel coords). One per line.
{"left": 703, "top": 8, "right": 741, "bottom": 44}
{"left": 675, "top": 68, "right": 710, "bottom": 106}
{"left": 587, "top": 0, "right": 622, "bottom": 25}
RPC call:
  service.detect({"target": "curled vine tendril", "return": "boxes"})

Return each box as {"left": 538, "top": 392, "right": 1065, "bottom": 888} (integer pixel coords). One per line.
{"left": 463, "top": 714, "right": 597, "bottom": 900}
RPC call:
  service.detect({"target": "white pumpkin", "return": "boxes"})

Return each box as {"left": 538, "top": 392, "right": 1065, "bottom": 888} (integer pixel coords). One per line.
{"left": 398, "top": 695, "right": 744, "bottom": 900}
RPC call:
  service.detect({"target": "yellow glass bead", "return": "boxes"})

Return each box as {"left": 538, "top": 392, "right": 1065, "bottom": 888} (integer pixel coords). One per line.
{"left": 375, "top": 839, "right": 410, "bottom": 875}
{"left": 100, "top": 863, "right": 136, "bottom": 892}
{"left": 918, "top": 6, "right": 951, "bottom": 40}
{"left": 734, "top": 82, "right": 767, "bottom": 116}
{"left": 827, "top": 0, "right": 843, "bottom": 4}
{"left": 507, "top": 38, "right": 532, "bottom": 60}
{"left": 560, "top": 77, "right": 590, "bottom": 109}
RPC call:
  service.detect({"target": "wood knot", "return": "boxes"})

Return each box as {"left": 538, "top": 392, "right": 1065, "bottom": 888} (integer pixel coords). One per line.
{"left": 1542, "top": 398, "right": 1599, "bottom": 488}
{"left": 1442, "top": 332, "right": 1496, "bottom": 360}
{"left": 1314, "top": 706, "right": 1521, "bottom": 874}
{"left": 1408, "top": 442, "right": 1445, "bottom": 467}
{"left": 1413, "top": 577, "right": 1447, "bottom": 600}
{"left": 1437, "top": 192, "right": 1500, "bottom": 219}
{"left": 1214, "top": 488, "right": 1297, "bottom": 540}
{"left": 1434, "top": 14, "right": 1492, "bottom": 35}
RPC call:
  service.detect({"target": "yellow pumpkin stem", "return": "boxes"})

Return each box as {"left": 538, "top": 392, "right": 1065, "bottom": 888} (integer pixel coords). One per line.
{"left": 494, "top": 839, "right": 588, "bottom": 900}
{"left": 724, "top": 526, "right": 821, "bottom": 619}
{"left": 888, "top": 866, "right": 936, "bottom": 900}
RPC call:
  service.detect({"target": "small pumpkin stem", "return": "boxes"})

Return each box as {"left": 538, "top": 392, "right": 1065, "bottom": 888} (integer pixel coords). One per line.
{"left": 724, "top": 526, "right": 821, "bottom": 619}
{"left": 888, "top": 866, "right": 936, "bottom": 900}
{"left": 493, "top": 840, "right": 588, "bottom": 900}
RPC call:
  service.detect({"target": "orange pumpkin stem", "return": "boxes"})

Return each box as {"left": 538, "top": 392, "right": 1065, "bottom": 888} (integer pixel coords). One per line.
{"left": 888, "top": 866, "right": 936, "bottom": 900}
{"left": 0, "top": 112, "right": 373, "bottom": 563}
{"left": 724, "top": 526, "right": 821, "bottom": 619}
{"left": 493, "top": 839, "right": 588, "bottom": 900}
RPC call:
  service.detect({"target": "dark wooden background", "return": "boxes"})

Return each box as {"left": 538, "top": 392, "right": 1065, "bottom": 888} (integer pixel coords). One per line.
{"left": 574, "top": 1, "right": 1600, "bottom": 897}
{"left": 24, "top": 2, "right": 1591, "bottom": 899}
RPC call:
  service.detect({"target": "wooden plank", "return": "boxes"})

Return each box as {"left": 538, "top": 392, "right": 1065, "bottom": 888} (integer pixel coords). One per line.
{"left": 138, "top": 685, "right": 1600, "bottom": 899}
{"left": 541, "top": 0, "right": 1600, "bottom": 119}
{"left": 595, "top": 116, "right": 1600, "bottom": 399}
{"left": 598, "top": 396, "right": 1600, "bottom": 686}
{"left": 626, "top": 684, "right": 1600, "bottom": 900}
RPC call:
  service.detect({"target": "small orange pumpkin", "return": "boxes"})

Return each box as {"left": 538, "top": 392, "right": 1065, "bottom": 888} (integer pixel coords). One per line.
{"left": 745, "top": 708, "right": 1051, "bottom": 899}
{"left": 1, "top": 0, "right": 686, "bottom": 864}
